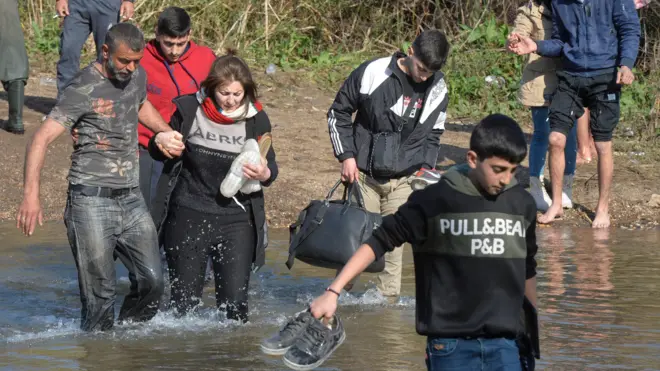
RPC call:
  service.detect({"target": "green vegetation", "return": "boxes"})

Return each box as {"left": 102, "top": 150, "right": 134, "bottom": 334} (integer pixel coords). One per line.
{"left": 19, "top": 0, "right": 660, "bottom": 139}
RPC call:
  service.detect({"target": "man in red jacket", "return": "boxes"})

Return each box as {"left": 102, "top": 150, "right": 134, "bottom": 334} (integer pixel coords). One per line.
{"left": 139, "top": 7, "right": 216, "bottom": 207}
{"left": 138, "top": 7, "right": 217, "bottom": 302}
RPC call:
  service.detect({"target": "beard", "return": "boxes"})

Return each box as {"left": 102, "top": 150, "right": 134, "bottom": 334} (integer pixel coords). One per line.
{"left": 106, "top": 58, "right": 133, "bottom": 83}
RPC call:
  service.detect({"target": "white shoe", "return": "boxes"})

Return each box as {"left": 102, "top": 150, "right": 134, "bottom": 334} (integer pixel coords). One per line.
{"left": 220, "top": 139, "right": 261, "bottom": 198}
{"left": 239, "top": 134, "right": 273, "bottom": 194}
{"left": 240, "top": 179, "right": 262, "bottom": 194}
{"left": 562, "top": 174, "right": 574, "bottom": 209}
{"left": 529, "top": 176, "right": 551, "bottom": 212}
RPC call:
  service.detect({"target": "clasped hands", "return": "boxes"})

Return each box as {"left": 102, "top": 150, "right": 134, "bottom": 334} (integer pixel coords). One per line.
{"left": 154, "top": 131, "right": 270, "bottom": 181}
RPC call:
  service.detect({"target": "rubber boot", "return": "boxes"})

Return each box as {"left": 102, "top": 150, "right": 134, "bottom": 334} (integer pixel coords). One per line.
{"left": 6, "top": 80, "right": 26, "bottom": 135}
{"left": 561, "top": 174, "right": 574, "bottom": 209}
{"left": 529, "top": 176, "right": 551, "bottom": 212}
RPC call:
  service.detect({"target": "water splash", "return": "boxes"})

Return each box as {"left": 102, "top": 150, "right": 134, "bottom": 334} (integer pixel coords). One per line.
{"left": 5, "top": 318, "right": 81, "bottom": 343}
{"left": 295, "top": 288, "right": 415, "bottom": 308}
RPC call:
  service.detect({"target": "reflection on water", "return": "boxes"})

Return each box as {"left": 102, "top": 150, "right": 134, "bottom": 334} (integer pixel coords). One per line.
{"left": 1, "top": 222, "right": 659, "bottom": 370}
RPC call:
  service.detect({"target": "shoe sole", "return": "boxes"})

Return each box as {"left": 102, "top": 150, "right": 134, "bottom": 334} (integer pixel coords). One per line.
{"left": 260, "top": 344, "right": 290, "bottom": 356}
{"left": 281, "top": 331, "right": 346, "bottom": 371}
{"left": 259, "top": 133, "right": 272, "bottom": 157}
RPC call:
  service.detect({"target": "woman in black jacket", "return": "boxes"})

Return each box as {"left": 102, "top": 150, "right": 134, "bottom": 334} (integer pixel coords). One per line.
{"left": 149, "top": 52, "right": 278, "bottom": 322}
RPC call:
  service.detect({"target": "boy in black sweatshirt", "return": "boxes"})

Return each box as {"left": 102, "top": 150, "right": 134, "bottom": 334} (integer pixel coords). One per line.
{"left": 310, "top": 114, "right": 539, "bottom": 371}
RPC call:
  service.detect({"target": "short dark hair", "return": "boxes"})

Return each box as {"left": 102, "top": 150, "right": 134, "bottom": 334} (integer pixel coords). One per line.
{"left": 470, "top": 114, "right": 527, "bottom": 164}
{"left": 157, "top": 7, "right": 192, "bottom": 37}
{"left": 411, "top": 29, "right": 450, "bottom": 71}
{"left": 105, "top": 23, "right": 145, "bottom": 54}
{"left": 200, "top": 49, "right": 258, "bottom": 108}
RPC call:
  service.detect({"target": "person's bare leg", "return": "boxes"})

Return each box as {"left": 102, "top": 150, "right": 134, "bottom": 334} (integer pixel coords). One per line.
{"left": 576, "top": 109, "right": 591, "bottom": 164}
{"left": 538, "top": 132, "right": 567, "bottom": 224}
{"left": 589, "top": 130, "right": 598, "bottom": 161}
{"left": 592, "top": 141, "right": 613, "bottom": 228}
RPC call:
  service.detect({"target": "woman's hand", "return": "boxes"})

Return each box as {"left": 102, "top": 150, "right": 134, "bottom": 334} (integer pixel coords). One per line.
{"left": 155, "top": 131, "right": 185, "bottom": 159}
{"left": 243, "top": 156, "right": 271, "bottom": 182}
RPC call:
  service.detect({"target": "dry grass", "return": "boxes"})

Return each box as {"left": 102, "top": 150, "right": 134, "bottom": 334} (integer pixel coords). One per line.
{"left": 18, "top": 0, "right": 660, "bottom": 73}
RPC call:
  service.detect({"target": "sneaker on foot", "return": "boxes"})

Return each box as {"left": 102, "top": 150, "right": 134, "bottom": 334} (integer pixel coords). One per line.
{"left": 529, "top": 176, "right": 551, "bottom": 212}
{"left": 409, "top": 168, "right": 442, "bottom": 191}
{"left": 260, "top": 310, "right": 314, "bottom": 356}
{"left": 282, "top": 314, "right": 346, "bottom": 370}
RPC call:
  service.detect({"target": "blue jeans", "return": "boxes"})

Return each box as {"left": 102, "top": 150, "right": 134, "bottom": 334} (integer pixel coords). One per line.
{"left": 529, "top": 107, "right": 577, "bottom": 178}
{"left": 64, "top": 186, "right": 164, "bottom": 331}
{"left": 56, "top": 0, "right": 120, "bottom": 95}
{"left": 137, "top": 149, "right": 170, "bottom": 309}
{"left": 426, "top": 337, "right": 522, "bottom": 371}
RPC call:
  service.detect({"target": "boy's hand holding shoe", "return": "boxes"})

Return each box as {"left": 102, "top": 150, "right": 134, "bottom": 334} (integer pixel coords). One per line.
{"left": 309, "top": 289, "right": 339, "bottom": 322}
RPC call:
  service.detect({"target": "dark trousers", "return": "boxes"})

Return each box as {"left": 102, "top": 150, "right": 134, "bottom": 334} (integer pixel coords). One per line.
{"left": 64, "top": 186, "right": 164, "bottom": 331}
{"left": 162, "top": 205, "right": 256, "bottom": 322}
{"left": 138, "top": 148, "right": 164, "bottom": 210}
{"left": 56, "top": 0, "right": 120, "bottom": 95}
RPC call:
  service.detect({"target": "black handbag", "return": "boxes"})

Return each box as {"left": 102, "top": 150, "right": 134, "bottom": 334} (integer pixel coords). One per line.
{"left": 368, "top": 89, "right": 422, "bottom": 178}
{"left": 369, "top": 131, "right": 401, "bottom": 178}
{"left": 286, "top": 180, "right": 385, "bottom": 273}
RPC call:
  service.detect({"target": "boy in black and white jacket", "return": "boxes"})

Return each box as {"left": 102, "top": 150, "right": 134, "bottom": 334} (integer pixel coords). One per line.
{"left": 327, "top": 30, "right": 450, "bottom": 297}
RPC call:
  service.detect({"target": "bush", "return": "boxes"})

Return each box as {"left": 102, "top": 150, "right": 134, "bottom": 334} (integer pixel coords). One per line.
{"left": 18, "top": 0, "right": 660, "bottom": 138}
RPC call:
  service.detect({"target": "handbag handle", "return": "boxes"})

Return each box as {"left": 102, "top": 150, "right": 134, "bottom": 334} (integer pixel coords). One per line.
{"left": 344, "top": 181, "right": 366, "bottom": 209}
{"left": 325, "top": 179, "right": 344, "bottom": 201}
{"left": 325, "top": 179, "right": 367, "bottom": 209}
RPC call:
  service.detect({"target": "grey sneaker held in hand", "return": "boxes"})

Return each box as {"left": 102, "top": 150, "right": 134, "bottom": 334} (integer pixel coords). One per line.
{"left": 282, "top": 314, "right": 346, "bottom": 371}
{"left": 260, "top": 310, "right": 314, "bottom": 355}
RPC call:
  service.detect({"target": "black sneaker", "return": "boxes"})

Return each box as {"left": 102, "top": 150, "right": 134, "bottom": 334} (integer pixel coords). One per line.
{"left": 282, "top": 314, "right": 346, "bottom": 371}
{"left": 261, "top": 310, "right": 314, "bottom": 355}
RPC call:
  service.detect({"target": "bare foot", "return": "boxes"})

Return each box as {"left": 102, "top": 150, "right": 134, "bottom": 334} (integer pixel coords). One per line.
{"left": 592, "top": 211, "right": 610, "bottom": 229}
{"left": 538, "top": 204, "right": 563, "bottom": 224}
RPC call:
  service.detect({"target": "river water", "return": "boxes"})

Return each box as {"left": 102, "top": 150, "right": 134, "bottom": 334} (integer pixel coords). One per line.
{"left": 1, "top": 222, "right": 659, "bottom": 370}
